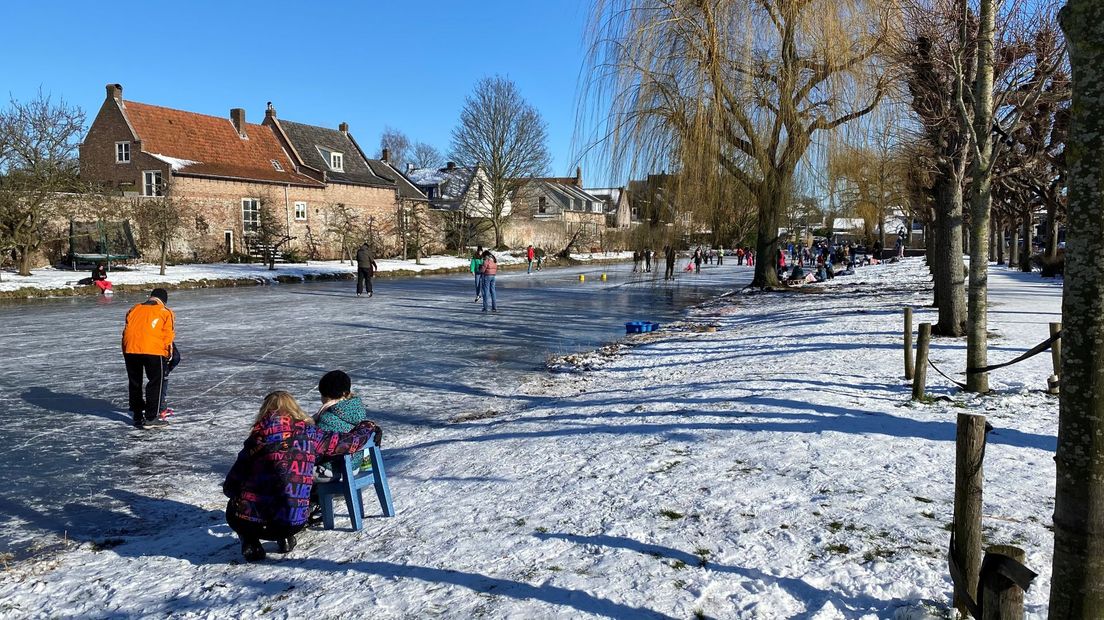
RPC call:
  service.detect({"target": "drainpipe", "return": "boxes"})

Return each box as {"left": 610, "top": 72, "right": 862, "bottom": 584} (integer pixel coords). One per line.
{"left": 284, "top": 184, "right": 291, "bottom": 232}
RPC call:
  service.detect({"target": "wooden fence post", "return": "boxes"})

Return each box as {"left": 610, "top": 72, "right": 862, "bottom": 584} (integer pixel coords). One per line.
{"left": 981, "top": 545, "right": 1027, "bottom": 620}
{"left": 1048, "top": 322, "right": 1062, "bottom": 394}
{"left": 904, "top": 308, "right": 914, "bottom": 380}
{"left": 912, "top": 323, "right": 931, "bottom": 400}
{"left": 953, "top": 413, "right": 987, "bottom": 616}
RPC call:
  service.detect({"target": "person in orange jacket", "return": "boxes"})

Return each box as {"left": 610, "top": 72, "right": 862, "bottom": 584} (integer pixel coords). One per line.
{"left": 122, "top": 288, "right": 176, "bottom": 429}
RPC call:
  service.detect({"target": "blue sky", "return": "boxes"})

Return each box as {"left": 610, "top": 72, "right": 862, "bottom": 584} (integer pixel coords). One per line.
{"left": 1, "top": 1, "right": 602, "bottom": 181}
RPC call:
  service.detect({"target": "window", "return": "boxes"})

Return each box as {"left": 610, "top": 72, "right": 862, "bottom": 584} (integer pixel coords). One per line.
{"left": 538, "top": 196, "right": 547, "bottom": 214}
{"left": 477, "top": 182, "right": 484, "bottom": 202}
{"left": 294, "top": 201, "right": 307, "bottom": 221}
{"left": 115, "top": 141, "right": 131, "bottom": 163}
{"left": 242, "top": 198, "right": 260, "bottom": 232}
{"left": 271, "top": 159, "right": 283, "bottom": 171}
{"left": 142, "top": 170, "right": 163, "bottom": 196}
{"left": 330, "top": 152, "right": 344, "bottom": 171}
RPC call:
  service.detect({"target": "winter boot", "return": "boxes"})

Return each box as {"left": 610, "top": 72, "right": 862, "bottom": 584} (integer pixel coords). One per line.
{"left": 241, "top": 540, "right": 266, "bottom": 562}
{"left": 278, "top": 535, "right": 297, "bottom": 554}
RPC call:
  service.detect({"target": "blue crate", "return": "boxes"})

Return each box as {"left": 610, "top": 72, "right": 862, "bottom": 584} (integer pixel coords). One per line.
{"left": 626, "top": 321, "right": 661, "bottom": 334}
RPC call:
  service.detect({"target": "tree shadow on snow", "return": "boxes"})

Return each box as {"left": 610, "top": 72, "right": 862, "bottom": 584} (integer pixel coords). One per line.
{"left": 292, "top": 556, "right": 676, "bottom": 619}
{"left": 534, "top": 531, "right": 911, "bottom": 616}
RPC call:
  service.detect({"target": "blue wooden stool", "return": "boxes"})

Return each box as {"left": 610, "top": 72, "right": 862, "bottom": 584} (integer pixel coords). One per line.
{"left": 314, "top": 443, "right": 395, "bottom": 531}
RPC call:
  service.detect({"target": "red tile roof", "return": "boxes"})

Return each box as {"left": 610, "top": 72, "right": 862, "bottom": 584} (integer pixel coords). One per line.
{"left": 123, "top": 101, "right": 322, "bottom": 186}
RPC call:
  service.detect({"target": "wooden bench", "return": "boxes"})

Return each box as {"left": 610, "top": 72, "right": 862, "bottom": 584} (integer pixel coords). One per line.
{"left": 314, "top": 442, "right": 395, "bottom": 531}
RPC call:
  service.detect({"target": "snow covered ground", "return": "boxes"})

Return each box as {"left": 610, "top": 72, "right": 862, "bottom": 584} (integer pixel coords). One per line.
{"left": 0, "top": 258, "right": 1061, "bottom": 618}
{"left": 0, "top": 251, "right": 634, "bottom": 295}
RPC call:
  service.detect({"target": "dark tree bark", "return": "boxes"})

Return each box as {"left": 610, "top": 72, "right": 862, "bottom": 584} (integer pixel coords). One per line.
{"left": 1050, "top": 1, "right": 1104, "bottom": 615}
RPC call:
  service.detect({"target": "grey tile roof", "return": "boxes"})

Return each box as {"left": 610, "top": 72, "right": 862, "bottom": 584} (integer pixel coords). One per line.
{"left": 278, "top": 120, "right": 394, "bottom": 187}
{"left": 367, "top": 159, "right": 428, "bottom": 201}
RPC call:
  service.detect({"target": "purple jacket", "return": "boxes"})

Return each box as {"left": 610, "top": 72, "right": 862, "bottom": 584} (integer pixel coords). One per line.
{"left": 223, "top": 411, "right": 381, "bottom": 527}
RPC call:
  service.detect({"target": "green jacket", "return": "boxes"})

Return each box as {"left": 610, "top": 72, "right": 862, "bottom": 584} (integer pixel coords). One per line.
{"left": 470, "top": 257, "right": 483, "bottom": 274}
{"left": 317, "top": 396, "right": 372, "bottom": 468}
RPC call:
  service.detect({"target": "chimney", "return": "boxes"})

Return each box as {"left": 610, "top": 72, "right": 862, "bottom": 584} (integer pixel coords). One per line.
{"left": 230, "top": 108, "right": 247, "bottom": 137}
{"left": 381, "top": 147, "right": 390, "bottom": 162}
{"left": 575, "top": 166, "right": 582, "bottom": 187}
{"left": 106, "top": 83, "right": 122, "bottom": 101}
{"left": 265, "top": 102, "right": 276, "bottom": 119}
{"left": 406, "top": 163, "right": 414, "bottom": 173}
{"left": 339, "top": 122, "right": 349, "bottom": 134}
{"left": 446, "top": 161, "right": 456, "bottom": 171}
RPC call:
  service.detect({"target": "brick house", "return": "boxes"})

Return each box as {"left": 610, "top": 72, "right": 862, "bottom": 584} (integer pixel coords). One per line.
{"left": 262, "top": 107, "right": 428, "bottom": 257}
{"left": 79, "top": 84, "right": 417, "bottom": 260}
{"left": 506, "top": 168, "right": 608, "bottom": 250}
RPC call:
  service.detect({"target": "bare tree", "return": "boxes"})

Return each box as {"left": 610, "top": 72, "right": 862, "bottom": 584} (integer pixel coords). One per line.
{"left": 379, "top": 127, "right": 411, "bottom": 169}
{"left": 251, "top": 192, "right": 293, "bottom": 270}
{"left": 411, "top": 142, "right": 444, "bottom": 169}
{"left": 326, "top": 203, "right": 360, "bottom": 264}
{"left": 1050, "top": 1, "right": 1104, "bottom": 614}
{"left": 131, "top": 178, "right": 189, "bottom": 276}
{"left": 0, "top": 90, "right": 84, "bottom": 276}
{"left": 450, "top": 75, "right": 551, "bottom": 249}
{"left": 582, "top": 0, "right": 891, "bottom": 288}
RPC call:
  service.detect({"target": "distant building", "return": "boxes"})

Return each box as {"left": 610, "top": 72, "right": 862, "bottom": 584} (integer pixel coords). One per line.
{"left": 79, "top": 84, "right": 415, "bottom": 260}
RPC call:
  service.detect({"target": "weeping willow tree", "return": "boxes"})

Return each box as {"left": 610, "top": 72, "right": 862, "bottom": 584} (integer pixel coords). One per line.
{"left": 581, "top": 0, "right": 892, "bottom": 287}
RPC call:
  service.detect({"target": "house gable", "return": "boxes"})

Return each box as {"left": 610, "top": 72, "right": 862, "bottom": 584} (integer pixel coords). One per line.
{"left": 270, "top": 118, "right": 394, "bottom": 188}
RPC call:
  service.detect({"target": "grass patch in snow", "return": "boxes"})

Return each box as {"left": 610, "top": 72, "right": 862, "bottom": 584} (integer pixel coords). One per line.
{"left": 826, "top": 543, "right": 851, "bottom": 555}
{"left": 659, "top": 509, "right": 685, "bottom": 520}
{"left": 512, "top": 518, "right": 526, "bottom": 527}
{"left": 694, "top": 547, "right": 712, "bottom": 566}
{"left": 669, "top": 559, "right": 687, "bottom": 570}
{"left": 921, "top": 511, "right": 936, "bottom": 519}
{"left": 673, "top": 579, "right": 687, "bottom": 590}
{"left": 914, "top": 496, "right": 934, "bottom": 503}
{"left": 534, "top": 526, "right": 549, "bottom": 534}
{"left": 863, "top": 547, "right": 897, "bottom": 562}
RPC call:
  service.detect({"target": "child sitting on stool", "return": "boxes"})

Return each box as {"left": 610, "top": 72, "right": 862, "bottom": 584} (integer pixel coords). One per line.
{"left": 223, "top": 390, "right": 381, "bottom": 562}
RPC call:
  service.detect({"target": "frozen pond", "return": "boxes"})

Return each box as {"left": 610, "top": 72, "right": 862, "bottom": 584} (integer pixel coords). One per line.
{"left": 0, "top": 260, "right": 749, "bottom": 559}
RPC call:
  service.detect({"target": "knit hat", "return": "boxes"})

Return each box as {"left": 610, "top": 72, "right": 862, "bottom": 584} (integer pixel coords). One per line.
{"left": 318, "top": 370, "right": 352, "bottom": 399}
{"left": 150, "top": 288, "right": 168, "bottom": 304}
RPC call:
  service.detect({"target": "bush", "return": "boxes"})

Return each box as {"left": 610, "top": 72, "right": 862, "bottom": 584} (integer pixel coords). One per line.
{"left": 281, "top": 248, "right": 306, "bottom": 264}
{"left": 227, "top": 252, "right": 253, "bottom": 264}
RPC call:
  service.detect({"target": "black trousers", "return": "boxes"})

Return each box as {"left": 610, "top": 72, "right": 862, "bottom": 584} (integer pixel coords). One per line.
{"left": 226, "top": 504, "right": 305, "bottom": 543}
{"left": 124, "top": 353, "right": 165, "bottom": 421}
{"left": 357, "top": 269, "right": 374, "bottom": 295}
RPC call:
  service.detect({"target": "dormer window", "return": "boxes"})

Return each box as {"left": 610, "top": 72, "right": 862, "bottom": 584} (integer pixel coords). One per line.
{"left": 477, "top": 182, "right": 484, "bottom": 201}
{"left": 116, "top": 142, "right": 131, "bottom": 163}
{"left": 330, "top": 152, "right": 344, "bottom": 172}
{"left": 271, "top": 159, "right": 283, "bottom": 171}
{"left": 538, "top": 196, "right": 547, "bottom": 214}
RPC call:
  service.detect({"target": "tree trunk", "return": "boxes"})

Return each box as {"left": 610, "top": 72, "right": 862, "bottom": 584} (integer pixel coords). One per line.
{"left": 996, "top": 219, "right": 1006, "bottom": 266}
{"left": 159, "top": 241, "right": 167, "bottom": 276}
{"left": 933, "top": 171, "right": 967, "bottom": 337}
{"left": 1010, "top": 218, "right": 1020, "bottom": 268}
{"left": 1021, "top": 207, "right": 1033, "bottom": 272}
{"left": 966, "top": 0, "right": 995, "bottom": 394}
{"left": 1050, "top": 3, "right": 1104, "bottom": 615}
{"left": 752, "top": 175, "right": 786, "bottom": 288}
{"left": 1046, "top": 200, "right": 1060, "bottom": 261}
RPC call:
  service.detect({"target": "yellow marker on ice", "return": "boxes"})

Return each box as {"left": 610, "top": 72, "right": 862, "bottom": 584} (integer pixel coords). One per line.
{"left": 601, "top": 273, "right": 607, "bottom": 281}
{"left": 579, "top": 274, "right": 586, "bottom": 282}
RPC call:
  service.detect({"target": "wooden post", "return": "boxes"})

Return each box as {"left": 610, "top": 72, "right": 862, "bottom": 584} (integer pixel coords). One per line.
{"left": 954, "top": 413, "right": 987, "bottom": 616}
{"left": 904, "top": 308, "right": 915, "bottom": 380}
{"left": 912, "top": 323, "right": 931, "bottom": 400}
{"left": 981, "top": 545, "right": 1027, "bottom": 620}
{"left": 1048, "top": 322, "right": 1062, "bottom": 395}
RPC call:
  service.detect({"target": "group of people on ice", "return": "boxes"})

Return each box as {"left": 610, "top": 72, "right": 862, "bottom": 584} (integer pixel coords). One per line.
{"left": 776, "top": 239, "right": 891, "bottom": 284}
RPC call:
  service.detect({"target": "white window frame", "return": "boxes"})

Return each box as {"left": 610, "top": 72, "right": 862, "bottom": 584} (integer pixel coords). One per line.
{"left": 142, "top": 170, "right": 163, "bottom": 196}
{"left": 242, "top": 198, "right": 260, "bottom": 232}
{"left": 330, "top": 152, "right": 344, "bottom": 172}
{"left": 115, "top": 141, "right": 131, "bottom": 163}
{"left": 271, "top": 159, "right": 283, "bottom": 171}
{"left": 294, "top": 201, "right": 307, "bottom": 221}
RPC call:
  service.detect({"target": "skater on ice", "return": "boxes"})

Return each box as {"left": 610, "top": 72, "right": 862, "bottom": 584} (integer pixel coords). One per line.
{"left": 355, "top": 241, "right": 378, "bottom": 298}
{"left": 121, "top": 288, "right": 175, "bottom": 429}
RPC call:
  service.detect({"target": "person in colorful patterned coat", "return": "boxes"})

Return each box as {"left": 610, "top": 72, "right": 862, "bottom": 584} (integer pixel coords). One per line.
{"left": 223, "top": 390, "right": 381, "bottom": 562}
